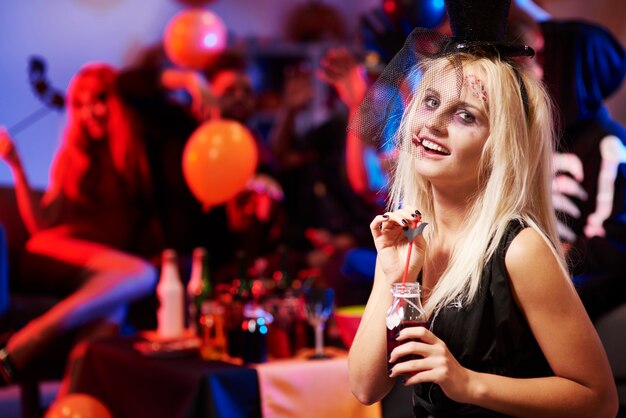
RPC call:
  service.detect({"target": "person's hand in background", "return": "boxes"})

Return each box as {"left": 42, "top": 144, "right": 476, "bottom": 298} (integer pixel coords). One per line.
{"left": 160, "top": 68, "right": 220, "bottom": 121}
{"left": 318, "top": 47, "right": 368, "bottom": 112}
{"left": 552, "top": 152, "right": 588, "bottom": 246}
{"left": 226, "top": 173, "right": 284, "bottom": 231}
{"left": 281, "top": 66, "right": 315, "bottom": 113}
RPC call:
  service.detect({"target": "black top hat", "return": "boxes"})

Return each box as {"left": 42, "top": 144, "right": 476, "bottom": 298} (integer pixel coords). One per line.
{"left": 444, "top": 0, "right": 534, "bottom": 57}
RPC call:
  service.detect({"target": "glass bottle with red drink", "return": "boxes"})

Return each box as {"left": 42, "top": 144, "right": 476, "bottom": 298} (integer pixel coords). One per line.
{"left": 386, "top": 282, "right": 426, "bottom": 373}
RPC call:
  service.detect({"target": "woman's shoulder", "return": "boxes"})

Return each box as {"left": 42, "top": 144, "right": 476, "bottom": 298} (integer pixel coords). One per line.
{"left": 504, "top": 225, "right": 567, "bottom": 291}
{"left": 505, "top": 226, "right": 554, "bottom": 266}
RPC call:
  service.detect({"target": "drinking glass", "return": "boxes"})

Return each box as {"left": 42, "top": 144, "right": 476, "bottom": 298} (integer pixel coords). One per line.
{"left": 304, "top": 287, "right": 335, "bottom": 359}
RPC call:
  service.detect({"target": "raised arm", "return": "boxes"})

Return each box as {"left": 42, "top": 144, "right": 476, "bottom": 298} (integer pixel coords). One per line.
{"left": 349, "top": 206, "right": 425, "bottom": 404}
{"left": 0, "top": 128, "right": 60, "bottom": 233}
{"left": 268, "top": 69, "right": 316, "bottom": 171}
{"left": 317, "top": 47, "right": 375, "bottom": 195}
{"left": 160, "top": 68, "right": 220, "bottom": 121}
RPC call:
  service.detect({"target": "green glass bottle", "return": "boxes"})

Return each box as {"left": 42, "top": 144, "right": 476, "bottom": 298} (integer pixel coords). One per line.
{"left": 187, "top": 247, "right": 212, "bottom": 334}
{"left": 234, "top": 250, "right": 251, "bottom": 302}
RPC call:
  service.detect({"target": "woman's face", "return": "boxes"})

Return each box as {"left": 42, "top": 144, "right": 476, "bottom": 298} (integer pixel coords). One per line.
{"left": 71, "top": 79, "right": 109, "bottom": 140}
{"left": 410, "top": 65, "right": 490, "bottom": 188}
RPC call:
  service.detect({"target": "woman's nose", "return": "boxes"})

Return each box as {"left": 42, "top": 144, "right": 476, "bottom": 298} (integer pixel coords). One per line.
{"left": 91, "top": 102, "right": 107, "bottom": 118}
{"left": 426, "top": 110, "right": 448, "bottom": 133}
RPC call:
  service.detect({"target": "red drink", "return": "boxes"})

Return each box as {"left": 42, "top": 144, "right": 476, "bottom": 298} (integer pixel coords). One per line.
{"left": 386, "top": 320, "right": 427, "bottom": 373}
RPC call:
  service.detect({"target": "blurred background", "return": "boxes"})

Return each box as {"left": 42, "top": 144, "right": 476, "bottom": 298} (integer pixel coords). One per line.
{"left": 0, "top": 0, "right": 625, "bottom": 189}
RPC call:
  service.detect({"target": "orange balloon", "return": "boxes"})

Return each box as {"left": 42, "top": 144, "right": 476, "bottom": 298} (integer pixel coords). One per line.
{"left": 163, "top": 8, "right": 227, "bottom": 70}
{"left": 183, "top": 120, "right": 258, "bottom": 209}
{"left": 45, "top": 393, "right": 113, "bottom": 418}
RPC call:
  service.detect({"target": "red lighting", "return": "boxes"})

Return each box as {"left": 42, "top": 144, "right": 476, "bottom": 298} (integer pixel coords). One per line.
{"left": 383, "top": 0, "right": 397, "bottom": 15}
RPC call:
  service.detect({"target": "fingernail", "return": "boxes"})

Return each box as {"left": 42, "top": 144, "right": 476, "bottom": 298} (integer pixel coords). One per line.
{"left": 382, "top": 214, "right": 389, "bottom": 219}
{"left": 415, "top": 210, "right": 421, "bottom": 215}
{"left": 411, "top": 213, "right": 418, "bottom": 217}
{"left": 401, "top": 219, "right": 408, "bottom": 225}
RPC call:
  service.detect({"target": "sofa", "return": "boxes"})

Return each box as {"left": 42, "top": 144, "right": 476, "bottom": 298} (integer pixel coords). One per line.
{"left": 0, "top": 186, "right": 61, "bottom": 331}
{"left": 0, "top": 186, "right": 158, "bottom": 417}
{"left": 0, "top": 186, "right": 67, "bottom": 417}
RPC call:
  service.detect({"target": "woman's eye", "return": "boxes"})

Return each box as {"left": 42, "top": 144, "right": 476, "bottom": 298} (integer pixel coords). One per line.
{"left": 424, "top": 96, "right": 439, "bottom": 109}
{"left": 458, "top": 111, "right": 476, "bottom": 123}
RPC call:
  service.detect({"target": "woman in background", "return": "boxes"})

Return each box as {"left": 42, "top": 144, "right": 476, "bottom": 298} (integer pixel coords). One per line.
{"left": 0, "top": 63, "right": 161, "bottom": 386}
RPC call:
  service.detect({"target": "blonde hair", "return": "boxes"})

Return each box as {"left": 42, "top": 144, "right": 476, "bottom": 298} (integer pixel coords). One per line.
{"left": 388, "top": 53, "right": 565, "bottom": 316}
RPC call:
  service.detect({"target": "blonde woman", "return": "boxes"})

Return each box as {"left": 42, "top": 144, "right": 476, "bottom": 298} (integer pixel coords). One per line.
{"left": 348, "top": 0, "right": 618, "bottom": 416}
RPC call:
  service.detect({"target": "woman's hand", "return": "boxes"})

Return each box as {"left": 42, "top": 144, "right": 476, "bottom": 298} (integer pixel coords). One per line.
{"left": 388, "top": 325, "right": 473, "bottom": 404}
{"left": 0, "top": 127, "right": 22, "bottom": 169}
{"left": 370, "top": 206, "right": 426, "bottom": 284}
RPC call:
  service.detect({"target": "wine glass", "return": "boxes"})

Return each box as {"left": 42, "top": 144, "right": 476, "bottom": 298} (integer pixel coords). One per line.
{"left": 304, "top": 287, "right": 335, "bottom": 359}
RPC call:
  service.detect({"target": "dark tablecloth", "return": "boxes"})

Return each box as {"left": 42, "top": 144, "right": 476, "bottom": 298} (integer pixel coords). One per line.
{"left": 71, "top": 337, "right": 261, "bottom": 418}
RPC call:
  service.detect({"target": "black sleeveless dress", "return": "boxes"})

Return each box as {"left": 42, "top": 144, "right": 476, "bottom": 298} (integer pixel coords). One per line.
{"left": 413, "top": 220, "right": 554, "bottom": 417}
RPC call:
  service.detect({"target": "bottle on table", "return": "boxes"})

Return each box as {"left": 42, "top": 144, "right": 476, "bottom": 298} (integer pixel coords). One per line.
{"left": 265, "top": 245, "right": 299, "bottom": 358}
{"left": 225, "top": 250, "right": 251, "bottom": 359}
{"left": 187, "top": 247, "right": 212, "bottom": 334}
{"left": 199, "top": 299, "right": 227, "bottom": 360}
{"left": 241, "top": 303, "right": 273, "bottom": 363}
{"left": 187, "top": 247, "right": 227, "bottom": 360}
{"left": 157, "top": 248, "right": 184, "bottom": 339}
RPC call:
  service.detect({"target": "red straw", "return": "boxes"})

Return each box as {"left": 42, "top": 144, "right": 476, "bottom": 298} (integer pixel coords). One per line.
{"left": 401, "top": 216, "right": 421, "bottom": 284}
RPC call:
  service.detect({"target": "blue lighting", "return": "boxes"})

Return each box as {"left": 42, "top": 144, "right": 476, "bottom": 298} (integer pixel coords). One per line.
{"left": 257, "top": 317, "right": 265, "bottom": 326}
{"left": 259, "top": 325, "right": 268, "bottom": 335}
{"left": 433, "top": 0, "right": 444, "bottom": 10}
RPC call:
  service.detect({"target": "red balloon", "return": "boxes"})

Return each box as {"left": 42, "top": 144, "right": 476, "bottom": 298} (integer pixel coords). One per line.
{"left": 182, "top": 120, "right": 258, "bottom": 210}
{"left": 45, "top": 394, "right": 113, "bottom": 418}
{"left": 163, "top": 8, "right": 227, "bottom": 69}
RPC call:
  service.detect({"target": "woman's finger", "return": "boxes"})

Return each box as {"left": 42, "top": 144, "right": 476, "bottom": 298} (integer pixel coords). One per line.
{"left": 389, "top": 355, "right": 435, "bottom": 378}
{"left": 370, "top": 213, "right": 391, "bottom": 235}
{"left": 397, "top": 325, "right": 437, "bottom": 344}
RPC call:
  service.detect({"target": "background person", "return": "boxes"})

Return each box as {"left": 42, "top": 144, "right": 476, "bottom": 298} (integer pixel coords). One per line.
{"left": 0, "top": 63, "right": 160, "bottom": 388}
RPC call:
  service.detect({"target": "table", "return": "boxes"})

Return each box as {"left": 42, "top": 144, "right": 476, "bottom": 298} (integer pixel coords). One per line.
{"left": 71, "top": 337, "right": 260, "bottom": 418}
{"left": 69, "top": 337, "right": 399, "bottom": 418}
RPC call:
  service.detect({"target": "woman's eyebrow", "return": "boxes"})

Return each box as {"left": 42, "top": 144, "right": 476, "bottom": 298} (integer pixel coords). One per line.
{"left": 424, "top": 88, "right": 440, "bottom": 97}
{"left": 458, "top": 100, "right": 481, "bottom": 111}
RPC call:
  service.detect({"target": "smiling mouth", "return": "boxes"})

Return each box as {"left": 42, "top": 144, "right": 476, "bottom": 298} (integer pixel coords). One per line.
{"left": 412, "top": 135, "right": 451, "bottom": 155}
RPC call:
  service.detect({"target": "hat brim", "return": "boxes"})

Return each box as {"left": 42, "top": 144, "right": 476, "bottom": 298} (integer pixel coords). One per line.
{"left": 446, "top": 39, "right": 535, "bottom": 58}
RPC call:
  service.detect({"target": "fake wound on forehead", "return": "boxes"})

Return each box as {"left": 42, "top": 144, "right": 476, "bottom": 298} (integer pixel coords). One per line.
{"left": 463, "top": 74, "right": 488, "bottom": 104}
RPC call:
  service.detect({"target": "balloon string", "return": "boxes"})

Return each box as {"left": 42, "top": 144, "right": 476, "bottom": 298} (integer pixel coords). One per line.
{"left": 8, "top": 106, "right": 52, "bottom": 136}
